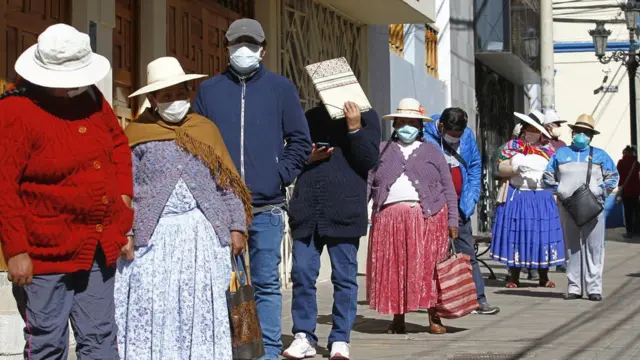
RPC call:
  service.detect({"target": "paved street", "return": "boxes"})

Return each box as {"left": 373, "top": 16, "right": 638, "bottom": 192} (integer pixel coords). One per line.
{"left": 2, "top": 229, "right": 639, "bottom": 360}
{"left": 280, "top": 229, "right": 640, "bottom": 360}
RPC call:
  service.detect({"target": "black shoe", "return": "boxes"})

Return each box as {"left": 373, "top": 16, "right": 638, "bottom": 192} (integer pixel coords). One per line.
{"left": 472, "top": 303, "right": 500, "bottom": 315}
{"left": 588, "top": 294, "right": 602, "bottom": 301}
{"left": 564, "top": 293, "right": 582, "bottom": 300}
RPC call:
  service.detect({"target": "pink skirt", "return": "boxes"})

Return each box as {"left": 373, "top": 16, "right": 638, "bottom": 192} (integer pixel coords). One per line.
{"left": 366, "top": 202, "right": 449, "bottom": 314}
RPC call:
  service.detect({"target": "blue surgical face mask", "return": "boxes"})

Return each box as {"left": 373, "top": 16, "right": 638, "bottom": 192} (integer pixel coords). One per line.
{"left": 572, "top": 133, "right": 591, "bottom": 149}
{"left": 396, "top": 125, "right": 420, "bottom": 144}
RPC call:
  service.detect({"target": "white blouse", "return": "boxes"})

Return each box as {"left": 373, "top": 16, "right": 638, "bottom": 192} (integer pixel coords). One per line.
{"left": 384, "top": 142, "right": 422, "bottom": 205}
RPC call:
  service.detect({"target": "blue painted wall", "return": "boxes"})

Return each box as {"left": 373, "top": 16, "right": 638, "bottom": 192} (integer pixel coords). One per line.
{"left": 554, "top": 41, "right": 636, "bottom": 53}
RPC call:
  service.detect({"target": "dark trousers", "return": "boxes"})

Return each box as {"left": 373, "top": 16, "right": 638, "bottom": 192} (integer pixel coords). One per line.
{"left": 622, "top": 196, "right": 640, "bottom": 234}
{"left": 455, "top": 217, "right": 487, "bottom": 305}
{"left": 290, "top": 232, "right": 359, "bottom": 347}
{"left": 12, "top": 246, "right": 118, "bottom": 360}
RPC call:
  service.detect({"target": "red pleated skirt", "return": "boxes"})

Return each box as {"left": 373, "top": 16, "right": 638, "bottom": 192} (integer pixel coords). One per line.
{"left": 366, "top": 202, "right": 449, "bottom": 314}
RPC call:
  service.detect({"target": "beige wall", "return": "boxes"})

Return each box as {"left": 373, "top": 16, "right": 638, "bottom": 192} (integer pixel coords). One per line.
{"left": 554, "top": 0, "right": 638, "bottom": 160}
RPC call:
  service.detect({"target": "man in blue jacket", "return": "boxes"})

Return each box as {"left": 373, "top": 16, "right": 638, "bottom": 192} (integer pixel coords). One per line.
{"left": 193, "top": 19, "right": 312, "bottom": 359}
{"left": 424, "top": 108, "right": 500, "bottom": 315}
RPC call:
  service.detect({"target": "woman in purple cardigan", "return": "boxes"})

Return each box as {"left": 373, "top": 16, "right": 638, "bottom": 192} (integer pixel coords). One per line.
{"left": 114, "top": 57, "right": 251, "bottom": 360}
{"left": 367, "top": 98, "right": 458, "bottom": 335}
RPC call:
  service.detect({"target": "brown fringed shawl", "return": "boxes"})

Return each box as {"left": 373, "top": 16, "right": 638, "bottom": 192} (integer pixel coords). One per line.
{"left": 125, "top": 110, "right": 253, "bottom": 229}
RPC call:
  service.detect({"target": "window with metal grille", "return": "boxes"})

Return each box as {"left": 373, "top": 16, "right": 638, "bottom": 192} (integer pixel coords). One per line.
{"left": 389, "top": 24, "right": 404, "bottom": 55}
{"left": 425, "top": 24, "right": 439, "bottom": 78}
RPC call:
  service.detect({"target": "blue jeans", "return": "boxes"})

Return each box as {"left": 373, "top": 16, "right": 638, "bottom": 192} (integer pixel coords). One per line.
{"left": 455, "top": 217, "right": 487, "bottom": 305}
{"left": 290, "top": 232, "right": 359, "bottom": 347}
{"left": 249, "top": 209, "right": 285, "bottom": 360}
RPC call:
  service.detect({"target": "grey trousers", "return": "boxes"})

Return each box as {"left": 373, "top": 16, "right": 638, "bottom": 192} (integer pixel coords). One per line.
{"left": 560, "top": 207, "right": 606, "bottom": 296}
{"left": 12, "top": 247, "right": 119, "bottom": 360}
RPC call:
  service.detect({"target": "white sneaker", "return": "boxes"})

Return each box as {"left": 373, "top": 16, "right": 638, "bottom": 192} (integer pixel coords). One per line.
{"left": 330, "top": 341, "right": 350, "bottom": 360}
{"left": 283, "top": 333, "right": 317, "bottom": 359}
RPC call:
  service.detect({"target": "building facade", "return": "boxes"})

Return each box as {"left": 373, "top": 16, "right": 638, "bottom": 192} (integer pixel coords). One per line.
{"left": 553, "top": 0, "right": 639, "bottom": 159}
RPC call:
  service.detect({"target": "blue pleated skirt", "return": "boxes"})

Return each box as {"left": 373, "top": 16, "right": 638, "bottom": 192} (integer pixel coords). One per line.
{"left": 490, "top": 185, "right": 565, "bottom": 269}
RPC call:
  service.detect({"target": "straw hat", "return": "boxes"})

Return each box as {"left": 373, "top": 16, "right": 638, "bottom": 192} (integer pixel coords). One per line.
{"left": 14, "top": 24, "right": 110, "bottom": 88}
{"left": 568, "top": 114, "right": 600, "bottom": 135}
{"left": 542, "top": 109, "right": 567, "bottom": 125}
{"left": 513, "top": 109, "right": 551, "bottom": 138}
{"left": 382, "top": 98, "right": 432, "bottom": 121}
{"left": 129, "top": 57, "right": 207, "bottom": 97}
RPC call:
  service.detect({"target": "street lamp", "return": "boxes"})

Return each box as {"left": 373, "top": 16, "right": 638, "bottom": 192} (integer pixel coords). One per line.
{"left": 588, "top": 1, "right": 640, "bottom": 149}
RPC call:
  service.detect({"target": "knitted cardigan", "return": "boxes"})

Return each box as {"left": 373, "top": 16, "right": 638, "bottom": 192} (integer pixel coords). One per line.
{"left": 0, "top": 87, "right": 133, "bottom": 274}
{"left": 130, "top": 141, "right": 247, "bottom": 247}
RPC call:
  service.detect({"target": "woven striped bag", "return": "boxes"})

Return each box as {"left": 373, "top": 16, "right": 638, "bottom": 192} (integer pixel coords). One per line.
{"left": 435, "top": 238, "right": 479, "bottom": 319}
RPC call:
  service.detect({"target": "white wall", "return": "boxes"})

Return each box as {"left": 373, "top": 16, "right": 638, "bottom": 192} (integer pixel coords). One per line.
{"left": 554, "top": 0, "right": 638, "bottom": 159}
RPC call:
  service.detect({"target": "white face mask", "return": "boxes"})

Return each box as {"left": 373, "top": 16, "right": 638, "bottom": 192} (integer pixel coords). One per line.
{"left": 156, "top": 100, "right": 190, "bottom": 123}
{"left": 68, "top": 86, "right": 89, "bottom": 98}
{"left": 443, "top": 133, "right": 461, "bottom": 145}
{"left": 229, "top": 43, "right": 262, "bottom": 73}
{"left": 523, "top": 131, "right": 541, "bottom": 144}
{"left": 550, "top": 127, "right": 562, "bottom": 138}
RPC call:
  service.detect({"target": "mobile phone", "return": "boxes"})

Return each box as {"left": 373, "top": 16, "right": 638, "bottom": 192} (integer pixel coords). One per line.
{"left": 316, "top": 142, "right": 331, "bottom": 148}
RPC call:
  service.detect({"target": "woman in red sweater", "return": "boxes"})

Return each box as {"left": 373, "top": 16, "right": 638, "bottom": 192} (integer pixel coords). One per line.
{"left": 0, "top": 24, "right": 133, "bottom": 359}
{"left": 617, "top": 145, "right": 640, "bottom": 238}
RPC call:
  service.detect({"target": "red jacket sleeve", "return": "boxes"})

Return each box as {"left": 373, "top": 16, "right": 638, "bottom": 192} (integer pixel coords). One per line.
{"left": 0, "top": 106, "right": 30, "bottom": 260}
{"left": 103, "top": 99, "right": 133, "bottom": 197}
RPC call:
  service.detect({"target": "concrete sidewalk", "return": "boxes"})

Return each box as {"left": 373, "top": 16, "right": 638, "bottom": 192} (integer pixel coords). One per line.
{"left": 281, "top": 229, "right": 640, "bottom": 360}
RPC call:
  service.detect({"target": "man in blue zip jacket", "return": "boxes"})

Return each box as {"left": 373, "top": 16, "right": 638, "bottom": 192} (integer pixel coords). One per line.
{"left": 424, "top": 108, "right": 500, "bottom": 315}
{"left": 193, "top": 19, "right": 312, "bottom": 360}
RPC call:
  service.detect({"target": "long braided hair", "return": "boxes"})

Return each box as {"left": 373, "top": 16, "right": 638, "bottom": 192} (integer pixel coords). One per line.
{"left": 0, "top": 86, "right": 27, "bottom": 100}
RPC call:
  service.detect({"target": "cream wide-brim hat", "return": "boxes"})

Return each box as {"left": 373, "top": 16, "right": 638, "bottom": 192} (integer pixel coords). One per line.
{"left": 130, "top": 56, "right": 207, "bottom": 97}
{"left": 15, "top": 24, "right": 111, "bottom": 88}
{"left": 568, "top": 114, "right": 601, "bottom": 135}
{"left": 382, "top": 97, "right": 432, "bottom": 122}
{"left": 514, "top": 109, "right": 552, "bottom": 138}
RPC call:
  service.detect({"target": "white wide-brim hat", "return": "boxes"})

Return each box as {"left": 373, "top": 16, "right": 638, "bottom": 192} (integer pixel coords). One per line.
{"left": 542, "top": 108, "right": 567, "bottom": 125}
{"left": 15, "top": 23, "right": 111, "bottom": 88}
{"left": 382, "top": 97, "right": 432, "bottom": 121}
{"left": 130, "top": 56, "right": 207, "bottom": 97}
{"left": 514, "top": 109, "right": 551, "bottom": 138}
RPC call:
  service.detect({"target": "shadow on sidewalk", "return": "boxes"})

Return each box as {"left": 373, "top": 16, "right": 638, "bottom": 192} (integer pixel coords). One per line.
{"left": 316, "top": 314, "right": 467, "bottom": 334}
{"left": 493, "top": 289, "right": 565, "bottom": 299}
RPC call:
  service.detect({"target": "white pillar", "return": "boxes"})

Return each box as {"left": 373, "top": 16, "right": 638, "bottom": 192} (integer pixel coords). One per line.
{"left": 71, "top": 0, "right": 115, "bottom": 104}
{"left": 138, "top": 0, "right": 167, "bottom": 88}
{"left": 540, "top": 0, "right": 554, "bottom": 111}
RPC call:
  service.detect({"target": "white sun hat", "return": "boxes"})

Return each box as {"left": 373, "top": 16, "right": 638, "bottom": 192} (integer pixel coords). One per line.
{"left": 129, "top": 57, "right": 207, "bottom": 97}
{"left": 542, "top": 108, "right": 567, "bottom": 125}
{"left": 513, "top": 109, "right": 551, "bottom": 138}
{"left": 14, "top": 24, "right": 110, "bottom": 88}
{"left": 382, "top": 98, "right": 432, "bottom": 121}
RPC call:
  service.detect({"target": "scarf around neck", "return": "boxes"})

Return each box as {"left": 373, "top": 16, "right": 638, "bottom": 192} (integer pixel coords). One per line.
{"left": 125, "top": 109, "right": 252, "bottom": 229}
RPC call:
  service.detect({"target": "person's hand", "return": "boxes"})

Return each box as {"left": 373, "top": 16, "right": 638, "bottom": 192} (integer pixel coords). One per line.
{"left": 231, "top": 231, "right": 246, "bottom": 256}
{"left": 308, "top": 143, "right": 334, "bottom": 164}
{"left": 7, "top": 253, "right": 33, "bottom": 286}
{"left": 344, "top": 101, "right": 362, "bottom": 132}
{"left": 512, "top": 123, "right": 523, "bottom": 137}
{"left": 120, "top": 236, "right": 134, "bottom": 261}
{"left": 448, "top": 227, "right": 458, "bottom": 239}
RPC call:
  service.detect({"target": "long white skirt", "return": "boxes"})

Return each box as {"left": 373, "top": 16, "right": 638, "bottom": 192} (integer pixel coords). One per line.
{"left": 115, "top": 180, "right": 232, "bottom": 360}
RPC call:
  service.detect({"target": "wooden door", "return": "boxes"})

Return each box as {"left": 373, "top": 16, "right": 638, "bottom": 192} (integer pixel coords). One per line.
{"left": 0, "top": 0, "right": 71, "bottom": 86}
{"left": 0, "top": 0, "right": 71, "bottom": 271}
{"left": 113, "top": 0, "right": 138, "bottom": 127}
{"left": 166, "top": 0, "right": 253, "bottom": 90}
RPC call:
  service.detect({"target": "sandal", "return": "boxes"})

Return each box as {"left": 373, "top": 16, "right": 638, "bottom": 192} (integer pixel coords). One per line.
{"left": 505, "top": 281, "right": 520, "bottom": 288}
{"left": 540, "top": 280, "right": 556, "bottom": 288}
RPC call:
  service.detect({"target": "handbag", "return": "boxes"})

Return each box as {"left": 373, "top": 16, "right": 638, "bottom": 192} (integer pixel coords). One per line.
{"left": 560, "top": 146, "right": 604, "bottom": 227}
{"left": 227, "top": 251, "right": 265, "bottom": 360}
{"left": 435, "top": 237, "right": 478, "bottom": 319}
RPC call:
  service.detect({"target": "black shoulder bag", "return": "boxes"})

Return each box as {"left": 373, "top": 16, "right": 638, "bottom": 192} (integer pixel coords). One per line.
{"left": 560, "top": 146, "right": 604, "bottom": 227}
